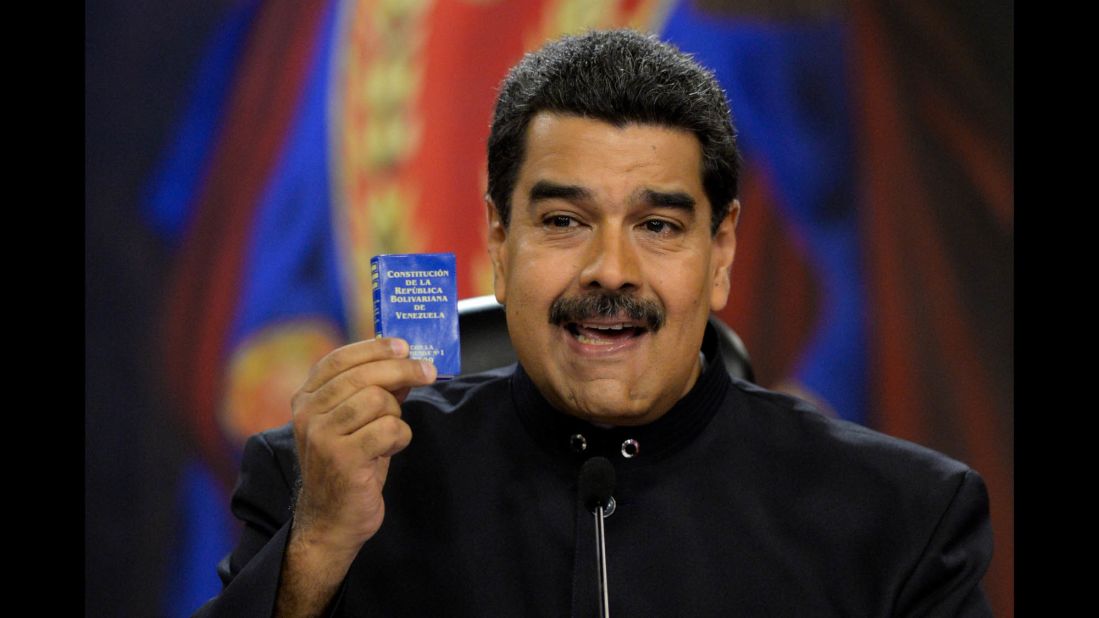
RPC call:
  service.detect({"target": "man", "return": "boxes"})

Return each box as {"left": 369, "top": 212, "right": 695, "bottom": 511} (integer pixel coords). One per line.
{"left": 196, "top": 30, "right": 992, "bottom": 617}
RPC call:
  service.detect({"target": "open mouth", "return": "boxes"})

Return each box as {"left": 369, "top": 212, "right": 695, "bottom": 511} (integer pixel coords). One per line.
{"left": 566, "top": 321, "right": 648, "bottom": 345}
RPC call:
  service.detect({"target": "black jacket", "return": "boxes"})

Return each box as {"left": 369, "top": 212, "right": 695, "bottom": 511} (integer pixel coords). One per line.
{"left": 196, "top": 336, "right": 992, "bottom": 617}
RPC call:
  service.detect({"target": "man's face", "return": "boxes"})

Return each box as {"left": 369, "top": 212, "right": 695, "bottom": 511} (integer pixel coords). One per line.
{"left": 487, "top": 112, "right": 738, "bottom": 426}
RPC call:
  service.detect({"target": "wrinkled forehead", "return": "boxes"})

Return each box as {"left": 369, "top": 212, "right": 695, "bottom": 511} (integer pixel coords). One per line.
{"left": 513, "top": 112, "right": 710, "bottom": 212}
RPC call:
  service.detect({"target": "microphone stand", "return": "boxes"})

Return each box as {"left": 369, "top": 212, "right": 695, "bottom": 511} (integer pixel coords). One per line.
{"left": 594, "top": 501, "right": 610, "bottom": 618}
{"left": 579, "top": 456, "right": 615, "bottom": 618}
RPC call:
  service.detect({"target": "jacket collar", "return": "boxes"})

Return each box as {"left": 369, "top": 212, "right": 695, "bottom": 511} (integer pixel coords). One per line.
{"left": 510, "top": 322, "right": 732, "bottom": 470}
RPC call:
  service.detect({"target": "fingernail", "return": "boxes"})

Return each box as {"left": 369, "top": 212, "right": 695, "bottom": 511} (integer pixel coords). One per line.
{"left": 388, "top": 338, "right": 408, "bottom": 356}
{"left": 420, "top": 360, "right": 437, "bottom": 380}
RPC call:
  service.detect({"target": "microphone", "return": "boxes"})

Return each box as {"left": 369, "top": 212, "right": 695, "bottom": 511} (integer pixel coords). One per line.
{"left": 579, "top": 456, "right": 615, "bottom": 510}
{"left": 578, "top": 457, "right": 616, "bottom": 618}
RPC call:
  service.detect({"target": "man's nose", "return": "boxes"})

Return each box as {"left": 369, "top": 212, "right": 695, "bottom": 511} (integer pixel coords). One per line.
{"left": 579, "top": 225, "right": 641, "bottom": 292}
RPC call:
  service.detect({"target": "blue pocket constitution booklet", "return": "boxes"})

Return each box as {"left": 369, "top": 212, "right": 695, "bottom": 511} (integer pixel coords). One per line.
{"left": 371, "top": 253, "right": 460, "bottom": 379}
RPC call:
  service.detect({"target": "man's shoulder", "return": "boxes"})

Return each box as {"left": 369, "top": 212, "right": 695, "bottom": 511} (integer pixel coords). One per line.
{"left": 251, "top": 422, "right": 296, "bottom": 460}
{"left": 714, "top": 379, "right": 992, "bottom": 615}
{"left": 725, "top": 377, "right": 976, "bottom": 484}
{"left": 720, "top": 379, "right": 990, "bottom": 573}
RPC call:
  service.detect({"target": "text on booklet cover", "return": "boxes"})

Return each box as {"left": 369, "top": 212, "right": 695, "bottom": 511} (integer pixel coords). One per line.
{"left": 371, "top": 253, "right": 460, "bottom": 379}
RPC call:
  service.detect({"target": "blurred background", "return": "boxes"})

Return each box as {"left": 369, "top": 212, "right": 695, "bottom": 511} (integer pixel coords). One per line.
{"left": 85, "top": 0, "right": 1013, "bottom": 615}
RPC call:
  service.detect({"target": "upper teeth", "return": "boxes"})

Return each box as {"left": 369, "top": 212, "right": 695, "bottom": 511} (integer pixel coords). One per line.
{"left": 583, "top": 323, "right": 626, "bottom": 330}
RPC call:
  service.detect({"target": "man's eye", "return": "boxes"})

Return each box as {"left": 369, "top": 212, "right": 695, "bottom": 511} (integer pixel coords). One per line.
{"left": 642, "top": 219, "right": 678, "bottom": 234}
{"left": 546, "top": 215, "right": 576, "bottom": 228}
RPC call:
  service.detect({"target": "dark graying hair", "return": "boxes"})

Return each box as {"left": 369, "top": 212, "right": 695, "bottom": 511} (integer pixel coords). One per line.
{"left": 487, "top": 29, "right": 740, "bottom": 234}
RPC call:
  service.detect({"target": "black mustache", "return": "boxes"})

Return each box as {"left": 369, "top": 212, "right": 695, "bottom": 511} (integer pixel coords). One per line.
{"left": 548, "top": 292, "right": 665, "bottom": 332}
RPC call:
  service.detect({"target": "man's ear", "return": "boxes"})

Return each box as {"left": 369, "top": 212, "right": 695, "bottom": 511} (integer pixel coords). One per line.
{"left": 486, "top": 197, "right": 509, "bottom": 305}
{"left": 709, "top": 199, "right": 740, "bottom": 313}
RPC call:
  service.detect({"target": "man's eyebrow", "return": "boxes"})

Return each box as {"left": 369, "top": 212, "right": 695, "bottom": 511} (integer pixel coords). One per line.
{"left": 529, "top": 180, "right": 593, "bottom": 204}
{"left": 640, "top": 188, "right": 696, "bottom": 212}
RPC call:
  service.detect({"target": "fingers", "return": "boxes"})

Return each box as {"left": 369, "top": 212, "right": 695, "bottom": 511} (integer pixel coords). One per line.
{"left": 299, "top": 355, "right": 436, "bottom": 418}
{"left": 295, "top": 387, "right": 412, "bottom": 479}
{"left": 287, "top": 337, "right": 429, "bottom": 553}
{"left": 293, "top": 336, "right": 436, "bottom": 431}
{"left": 314, "top": 385, "right": 402, "bottom": 436}
{"left": 302, "top": 407, "right": 412, "bottom": 466}
{"left": 292, "top": 337, "right": 435, "bottom": 461}
{"left": 350, "top": 414, "right": 413, "bottom": 458}
{"left": 302, "top": 337, "right": 425, "bottom": 394}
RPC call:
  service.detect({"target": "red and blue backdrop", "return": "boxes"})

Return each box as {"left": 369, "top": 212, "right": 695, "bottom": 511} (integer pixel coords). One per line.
{"left": 85, "top": 0, "right": 1012, "bottom": 615}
